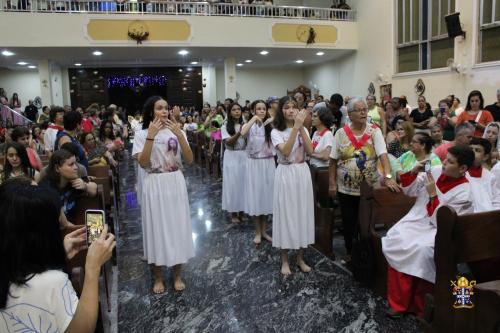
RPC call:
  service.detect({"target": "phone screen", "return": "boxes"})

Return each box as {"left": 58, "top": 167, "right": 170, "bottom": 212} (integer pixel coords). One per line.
{"left": 424, "top": 160, "right": 432, "bottom": 172}
{"left": 86, "top": 210, "right": 104, "bottom": 245}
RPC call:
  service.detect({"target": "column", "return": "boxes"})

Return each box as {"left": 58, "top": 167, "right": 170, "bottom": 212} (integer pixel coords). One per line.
{"left": 202, "top": 64, "right": 217, "bottom": 106}
{"left": 50, "top": 62, "right": 64, "bottom": 107}
{"left": 61, "top": 67, "right": 71, "bottom": 107}
{"left": 224, "top": 57, "right": 236, "bottom": 100}
{"left": 38, "top": 60, "right": 52, "bottom": 107}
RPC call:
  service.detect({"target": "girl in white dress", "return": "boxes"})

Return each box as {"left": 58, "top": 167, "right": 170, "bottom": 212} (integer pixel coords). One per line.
{"left": 221, "top": 103, "right": 247, "bottom": 223}
{"left": 240, "top": 100, "right": 275, "bottom": 244}
{"left": 271, "top": 96, "right": 315, "bottom": 276}
{"left": 132, "top": 96, "right": 195, "bottom": 294}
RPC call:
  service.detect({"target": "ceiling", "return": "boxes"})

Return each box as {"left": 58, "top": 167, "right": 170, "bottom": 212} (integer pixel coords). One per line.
{"left": 0, "top": 46, "right": 354, "bottom": 71}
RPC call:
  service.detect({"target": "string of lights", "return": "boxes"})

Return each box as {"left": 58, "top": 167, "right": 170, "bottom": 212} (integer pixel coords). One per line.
{"left": 107, "top": 75, "right": 167, "bottom": 88}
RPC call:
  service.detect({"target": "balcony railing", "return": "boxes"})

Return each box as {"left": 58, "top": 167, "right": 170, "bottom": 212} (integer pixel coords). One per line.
{"left": 0, "top": 1, "right": 356, "bottom": 21}
{"left": 0, "top": 105, "right": 33, "bottom": 128}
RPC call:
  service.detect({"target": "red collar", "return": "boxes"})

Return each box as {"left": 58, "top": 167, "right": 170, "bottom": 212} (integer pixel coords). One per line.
{"left": 436, "top": 174, "right": 468, "bottom": 194}
{"left": 467, "top": 165, "right": 483, "bottom": 178}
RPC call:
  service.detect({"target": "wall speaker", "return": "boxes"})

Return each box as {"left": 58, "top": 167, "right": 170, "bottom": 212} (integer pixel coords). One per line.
{"left": 445, "top": 12, "right": 465, "bottom": 38}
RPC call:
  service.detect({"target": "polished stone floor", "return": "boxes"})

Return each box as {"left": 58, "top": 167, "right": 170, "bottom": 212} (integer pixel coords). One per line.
{"left": 117, "top": 151, "right": 419, "bottom": 332}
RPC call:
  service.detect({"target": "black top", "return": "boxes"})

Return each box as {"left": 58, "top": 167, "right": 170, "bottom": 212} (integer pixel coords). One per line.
{"left": 485, "top": 103, "right": 500, "bottom": 121}
{"left": 410, "top": 108, "right": 434, "bottom": 124}
{"left": 39, "top": 177, "right": 89, "bottom": 221}
{"left": 24, "top": 105, "right": 38, "bottom": 122}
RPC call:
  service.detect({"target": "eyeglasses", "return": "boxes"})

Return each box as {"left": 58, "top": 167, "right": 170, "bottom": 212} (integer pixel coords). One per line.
{"left": 350, "top": 108, "right": 368, "bottom": 113}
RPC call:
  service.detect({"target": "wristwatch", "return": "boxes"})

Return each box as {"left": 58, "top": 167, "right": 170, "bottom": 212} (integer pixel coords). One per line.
{"left": 384, "top": 174, "right": 393, "bottom": 180}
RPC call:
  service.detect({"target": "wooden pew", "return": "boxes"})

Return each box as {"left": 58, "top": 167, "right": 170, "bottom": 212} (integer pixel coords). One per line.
{"left": 310, "top": 165, "right": 335, "bottom": 258}
{"left": 427, "top": 206, "right": 500, "bottom": 333}
{"left": 358, "top": 181, "right": 416, "bottom": 296}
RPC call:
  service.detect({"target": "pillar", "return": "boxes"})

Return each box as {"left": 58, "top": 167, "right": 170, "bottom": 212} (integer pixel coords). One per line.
{"left": 202, "top": 64, "right": 217, "bottom": 106}
{"left": 38, "top": 60, "right": 52, "bottom": 107}
{"left": 224, "top": 57, "right": 236, "bottom": 100}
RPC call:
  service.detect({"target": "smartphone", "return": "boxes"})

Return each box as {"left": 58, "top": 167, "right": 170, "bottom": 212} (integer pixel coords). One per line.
{"left": 439, "top": 107, "right": 445, "bottom": 115}
{"left": 85, "top": 209, "right": 105, "bottom": 246}
{"left": 424, "top": 160, "right": 432, "bottom": 173}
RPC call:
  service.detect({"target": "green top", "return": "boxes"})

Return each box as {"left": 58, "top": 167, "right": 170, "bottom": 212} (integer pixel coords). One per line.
{"left": 398, "top": 151, "right": 442, "bottom": 172}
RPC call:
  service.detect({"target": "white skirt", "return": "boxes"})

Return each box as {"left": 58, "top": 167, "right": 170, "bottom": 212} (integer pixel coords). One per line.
{"left": 244, "top": 157, "right": 275, "bottom": 216}
{"left": 141, "top": 171, "right": 195, "bottom": 267}
{"left": 222, "top": 150, "right": 247, "bottom": 213}
{"left": 272, "top": 163, "right": 315, "bottom": 249}
{"left": 136, "top": 164, "right": 147, "bottom": 206}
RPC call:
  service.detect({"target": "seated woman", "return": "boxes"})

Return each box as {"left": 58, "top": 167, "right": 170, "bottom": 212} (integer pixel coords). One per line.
{"left": 430, "top": 124, "right": 449, "bottom": 151}
{"left": 79, "top": 132, "right": 117, "bottom": 167}
{"left": 397, "top": 133, "right": 441, "bottom": 177}
{"left": 0, "top": 142, "right": 40, "bottom": 183}
{"left": 483, "top": 122, "right": 500, "bottom": 169}
{"left": 99, "top": 120, "right": 124, "bottom": 154}
{"left": 382, "top": 145, "right": 474, "bottom": 318}
{"left": 38, "top": 149, "right": 97, "bottom": 227}
{"left": 386, "top": 121, "right": 414, "bottom": 158}
{"left": 0, "top": 177, "right": 115, "bottom": 333}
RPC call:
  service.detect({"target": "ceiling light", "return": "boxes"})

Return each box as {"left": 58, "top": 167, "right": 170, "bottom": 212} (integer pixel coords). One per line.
{"left": 187, "top": 67, "right": 193, "bottom": 71}
{"left": 245, "top": 59, "right": 253, "bottom": 63}
{"left": 236, "top": 63, "right": 243, "bottom": 67}
{"left": 178, "top": 69, "right": 183, "bottom": 72}
{"left": 178, "top": 50, "right": 189, "bottom": 56}
{"left": 316, "top": 51, "right": 325, "bottom": 56}
{"left": 2, "top": 50, "right": 14, "bottom": 56}
{"left": 74, "top": 63, "right": 82, "bottom": 67}
{"left": 295, "top": 60, "right": 304, "bottom": 64}
{"left": 190, "top": 61, "right": 198, "bottom": 65}
{"left": 28, "top": 65, "right": 36, "bottom": 69}
{"left": 260, "top": 50, "right": 269, "bottom": 55}
{"left": 17, "top": 61, "right": 28, "bottom": 66}
{"left": 93, "top": 51, "right": 102, "bottom": 56}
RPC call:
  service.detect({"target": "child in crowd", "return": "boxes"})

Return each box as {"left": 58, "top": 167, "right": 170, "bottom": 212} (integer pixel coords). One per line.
{"left": 382, "top": 145, "right": 474, "bottom": 318}
{"left": 271, "top": 96, "right": 314, "bottom": 276}
{"left": 133, "top": 96, "right": 194, "bottom": 294}
{"left": 466, "top": 137, "right": 495, "bottom": 212}
{"left": 10, "top": 126, "right": 43, "bottom": 171}
{"left": 221, "top": 103, "right": 247, "bottom": 223}
{"left": 240, "top": 100, "right": 275, "bottom": 245}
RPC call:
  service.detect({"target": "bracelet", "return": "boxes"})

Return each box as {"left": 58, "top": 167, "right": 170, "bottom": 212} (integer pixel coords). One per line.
{"left": 146, "top": 137, "right": 154, "bottom": 141}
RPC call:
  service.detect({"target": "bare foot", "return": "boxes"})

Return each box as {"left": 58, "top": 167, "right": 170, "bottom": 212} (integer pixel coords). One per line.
{"left": 297, "top": 260, "right": 312, "bottom": 273}
{"left": 281, "top": 262, "right": 292, "bottom": 277}
{"left": 262, "top": 232, "right": 272, "bottom": 242}
{"left": 173, "top": 277, "right": 186, "bottom": 292}
{"left": 153, "top": 279, "right": 165, "bottom": 294}
{"left": 231, "top": 216, "right": 240, "bottom": 224}
{"left": 253, "top": 234, "right": 262, "bottom": 245}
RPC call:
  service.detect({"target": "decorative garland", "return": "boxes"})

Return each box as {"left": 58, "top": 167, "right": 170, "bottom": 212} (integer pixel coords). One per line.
{"left": 107, "top": 75, "right": 167, "bottom": 88}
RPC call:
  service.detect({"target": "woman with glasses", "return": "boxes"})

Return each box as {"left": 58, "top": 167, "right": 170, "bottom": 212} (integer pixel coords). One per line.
{"left": 328, "top": 96, "right": 399, "bottom": 264}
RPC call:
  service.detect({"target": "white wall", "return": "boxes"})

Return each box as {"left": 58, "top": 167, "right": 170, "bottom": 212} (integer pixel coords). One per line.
{"left": 0, "top": 68, "right": 41, "bottom": 105}
{"left": 215, "top": 67, "right": 305, "bottom": 103}
{"left": 303, "top": 59, "right": 341, "bottom": 99}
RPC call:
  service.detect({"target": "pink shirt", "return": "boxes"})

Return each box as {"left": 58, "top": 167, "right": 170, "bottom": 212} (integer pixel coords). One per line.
{"left": 434, "top": 141, "right": 454, "bottom": 162}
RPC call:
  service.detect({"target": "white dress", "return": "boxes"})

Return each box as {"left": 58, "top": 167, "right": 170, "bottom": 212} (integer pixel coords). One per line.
{"left": 243, "top": 123, "right": 275, "bottom": 216}
{"left": 271, "top": 128, "right": 315, "bottom": 249}
{"left": 0, "top": 270, "right": 78, "bottom": 333}
{"left": 132, "top": 128, "right": 195, "bottom": 267}
{"left": 221, "top": 123, "right": 247, "bottom": 213}
{"left": 382, "top": 166, "right": 473, "bottom": 283}
{"left": 466, "top": 166, "right": 496, "bottom": 213}
{"left": 310, "top": 129, "right": 334, "bottom": 168}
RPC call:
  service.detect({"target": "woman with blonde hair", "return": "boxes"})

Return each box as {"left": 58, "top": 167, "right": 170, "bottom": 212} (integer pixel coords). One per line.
{"left": 386, "top": 121, "right": 414, "bottom": 158}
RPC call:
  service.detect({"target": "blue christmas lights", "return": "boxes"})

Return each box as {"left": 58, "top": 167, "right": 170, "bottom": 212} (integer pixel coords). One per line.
{"left": 107, "top": 75, "right": 167, "bottom": 88}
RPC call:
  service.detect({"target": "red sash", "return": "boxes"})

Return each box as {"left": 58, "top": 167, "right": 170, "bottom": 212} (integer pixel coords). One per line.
{"left": 343, "top": 124, "right": 377, "bottom": 150}
{"left": 312, "top": 128, "right": 329, "bottom": 150}
{"left": 48, "top": 124, "right": 64, "bottom": 131}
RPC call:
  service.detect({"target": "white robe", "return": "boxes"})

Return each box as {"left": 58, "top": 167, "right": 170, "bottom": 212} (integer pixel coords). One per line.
{"left": 466, "top": 166, "right": 496, "bottom": 213}
{"left": 490, "top": 163, "right": 500, "bottom": 209}
{"left": 382, "top": 166, "right": 473, "bottom": 283}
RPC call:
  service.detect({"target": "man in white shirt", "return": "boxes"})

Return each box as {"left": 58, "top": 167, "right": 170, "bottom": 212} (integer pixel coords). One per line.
{"left": 44, "top": 106, "right": 65, "bottom": 155}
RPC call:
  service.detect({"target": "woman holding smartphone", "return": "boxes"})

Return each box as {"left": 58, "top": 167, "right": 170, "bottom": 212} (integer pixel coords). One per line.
{"left": 133, "top": 96, "right": 194, "bottom": 294}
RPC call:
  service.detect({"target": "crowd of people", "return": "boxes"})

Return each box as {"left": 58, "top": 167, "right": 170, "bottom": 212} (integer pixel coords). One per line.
{"left": 2, "top": 86, "right": 500, "bottom": 330}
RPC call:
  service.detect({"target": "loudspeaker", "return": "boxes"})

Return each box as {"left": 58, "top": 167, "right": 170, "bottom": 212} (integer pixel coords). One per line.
{"left": 445, "top": 12, "right": 465, "bottom": 38}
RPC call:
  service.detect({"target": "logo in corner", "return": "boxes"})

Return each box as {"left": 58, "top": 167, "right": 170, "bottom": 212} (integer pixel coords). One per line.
{"left": 451, "top": 276, "right": 476, "bottom": 309}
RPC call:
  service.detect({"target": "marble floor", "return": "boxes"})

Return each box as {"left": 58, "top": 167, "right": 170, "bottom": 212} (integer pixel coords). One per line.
{"left": 117, "top": 151, "right": 420, "bottom": 333}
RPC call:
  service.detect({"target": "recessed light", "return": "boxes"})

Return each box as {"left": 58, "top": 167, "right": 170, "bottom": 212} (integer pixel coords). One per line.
{"left": 295, "top": 60, "right": 304, "bottom": 64}
{"left": 74, "top": 63, "right": 82, "bottom": 67}
{"left": 260, "top": 50, "right": 269, "bottom": 55}
{"left": 190, "top": 61, "right": 198, "bottom": 65}
{"left": 17, "top": 61, "right": 28, "bottom": 66}
{"left": 93, "top": 51, "right": 102, "bottom": 56}
{"left": 187, "top": 67, "right": 193, "bottom": 71}
{"left": 236, "top": 63, "right": 243, "bottom": 67}
{"left": 316, "top": 51, "right": 325, "bottom": 56}
{"left": 178, "top": 50, "right": 189, "bottom": 55}
{"left": 245, "top": 59, "right": 253, "bottom": 63}
{"left": 2, "top": 50, "right": 14, "bottom": 56}
{"left": 178, "top": 69, "right": 183, "bottom": 72}
{"left": 28, "top": 65, "right": 36, "bottom": 69}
